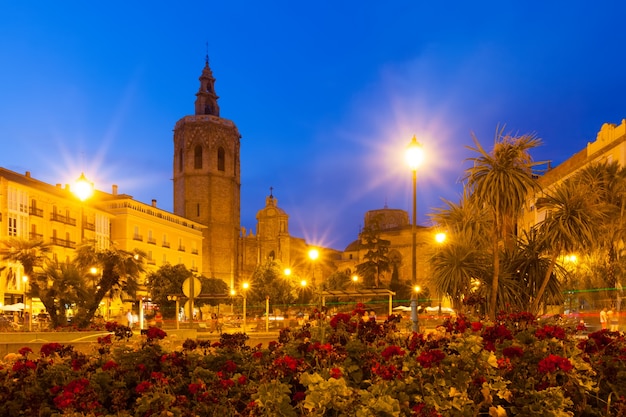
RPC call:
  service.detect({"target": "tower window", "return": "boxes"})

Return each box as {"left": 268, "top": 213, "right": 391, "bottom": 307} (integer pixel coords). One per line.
{"left": 178, "top": 148, "right": 183, "bottom": 172}
{"left": 194, "top": 145, "right": 203, "bottom": 169}
{"left": 218, "top": 147, "right": 225, "bottom": 171}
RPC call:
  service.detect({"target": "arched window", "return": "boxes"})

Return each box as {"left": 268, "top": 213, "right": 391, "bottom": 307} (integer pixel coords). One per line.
{"left": 178, "top": 148, "right": 183, "bottom": 172}
{"left": 194, "top": 145, "right": 203, "bottom": 169}
{"left": 217, "top": 147, "right": 225, "bottom": 171}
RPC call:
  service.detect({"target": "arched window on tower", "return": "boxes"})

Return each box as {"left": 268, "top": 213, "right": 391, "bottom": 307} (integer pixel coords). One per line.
{"left": 217, "top": 147, "right": 225, "bottom": 172}
{"left": 178, "top": 148, "right": 183, "bottom": 172}
{"left": 194, "top": 145, "right": 203, "bottom": 169}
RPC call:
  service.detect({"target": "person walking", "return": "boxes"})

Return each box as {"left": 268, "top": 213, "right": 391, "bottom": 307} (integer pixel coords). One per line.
{"left": 600, "top": 307, "right": 608, "bottom": 330}
{"left": 155, "top": 311, "right": 164, "bottom": 328}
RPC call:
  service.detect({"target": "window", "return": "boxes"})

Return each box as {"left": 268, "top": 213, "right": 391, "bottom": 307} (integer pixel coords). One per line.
{"left": 197, "top": 203, "right": 200, "bottom": 217}
{"left": 178, "top": 148, "right": 183, "bottom": 172}
{"left": 8, "top": 216, "right": 17, "bottom": 236}
{"left": 194, "top": 145, "right": 203, "bottom": 169}
{"left": 217, "top": 147, "right": 225, "bottom": 171}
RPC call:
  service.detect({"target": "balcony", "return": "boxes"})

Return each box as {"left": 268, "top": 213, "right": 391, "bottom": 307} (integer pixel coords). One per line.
{"left": 178, "top": 246, "right": 186, "bottom": 252}
{"left": 191, "top": 248, "right": 198, "bottom": 255}
{"left": 147, "top": 237, "right": 156, "bottom": 245}
{"left": 29, "top": 232, "right": 43, "bottom": 240}
{"left": 162, "top": 242, "right": 170, "bottom": 248}
{"left": 50, "top": 237, "right": 76, "bottom": 249}
{"left": 147, "top": 259, "right": 156, "bottom": 265}
{"left": 50, "top": 212, "right": 76, "bottom": 226}
{"left": 133, "top": 234, "right": 143, "bottom": 242}
{"left": 29, "top": 206, "right": 43, "bottom": 217}
{"left": 83, "top": 221, "right": 96, "bottom": 231}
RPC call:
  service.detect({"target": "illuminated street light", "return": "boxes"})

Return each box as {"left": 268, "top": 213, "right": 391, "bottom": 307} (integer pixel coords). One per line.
{"left": 308, "top": 248, "right": 319, "bottom": 285}
{"left": 405, "top": 135, "right": 424, "bottom": 333}
{"left": 73, "top": 172, "right": 94, "bottom": 201}
{"left": 352, "top": 274, "right": 359, "bottom": 291}
{"left": 435, "top": 232, "right": 447, "bottom": 244}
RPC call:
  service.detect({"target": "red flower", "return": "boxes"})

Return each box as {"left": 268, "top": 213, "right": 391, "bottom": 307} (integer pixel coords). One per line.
{"left": 135, "top": 381, "right": 152, "bottom": 393}
{"left": 538, "top": 354, "right": 573, "bottom": 373}
{"left": 145, "top": 326, "right": 167, "bottom": 341}
{"left": 40, "top": 342, "right": 64, "bottom": 357}
{"left": 237, "top": 375, "right": 248, "bottom": 385}
{"left": 330, "top": 367, "right": 343, "bottom": 379}
{"left": 471, "top": 322, "right": 483, "bottom": 332}
{"left": 416, "top": 349, "right": 446, "bottom": 368}
{"left": 502, "top": 346, "right": 524, "bottom": 358}
{"left": 330, "top": 313, "right": 352, "bottom": 329}
{"left": 535, "top": 325, "right": 566, "bottom": 340}
{"left": 97, "top": 334, "right": 113, "bottom": 345}
{"left": 220, "top": 379, "right": 235, "bottom": 389}
{"left": 381, "top": 345, "right": 406, "bottom": 361}
{"left": 292, "top": 391, "right": 306, "bottom": 403}
{"left": 18, "top": 347, "right": 33, "bottom": 356}
{"left": 222, "top": 360, "right": 238, "bottom": 373}
{"left": 102, "top": 360, "right": 118, "bottom": 371}
{"left": 372, "top": 362, "right": 403, "bottom": 380}
{"left": 188, "top": 382, "right": 204, "bottom": 395}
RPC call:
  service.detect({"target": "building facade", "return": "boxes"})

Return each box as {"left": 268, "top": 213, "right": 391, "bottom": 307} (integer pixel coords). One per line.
{"left": 0, "top": 168, "right": 204, "bottom": 316}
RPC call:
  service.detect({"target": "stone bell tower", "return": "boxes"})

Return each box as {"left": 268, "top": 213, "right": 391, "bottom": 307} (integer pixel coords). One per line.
{"left": 173, "top": 57, "right": 241, "bottom": 287}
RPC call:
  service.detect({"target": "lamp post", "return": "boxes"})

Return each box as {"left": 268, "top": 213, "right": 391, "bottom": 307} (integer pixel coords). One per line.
{"left": 73, "top": 172, "right": 94, "bottom": 244}
{"left": 352, "top": 274, "right": 359, "bottom": 291}
{"left": 405, "top": 135, "right": 424, "bottom": 332}
{"left": 308, "top": 248, "right": 319, "bottom": 286}
{"left": 23, "top": 275, "right": 32, "bottom": 331}
{"left": 242, "top": 282, "right": 249, "bottom": 334}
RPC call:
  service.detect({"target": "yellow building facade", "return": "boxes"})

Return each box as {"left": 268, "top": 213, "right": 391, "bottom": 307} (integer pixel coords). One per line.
{"left": 0, "top": 167, "right": 204, "bottom": 316}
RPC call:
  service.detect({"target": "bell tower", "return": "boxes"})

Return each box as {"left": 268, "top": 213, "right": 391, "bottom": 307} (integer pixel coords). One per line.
{"left": 173, "top": 57, "right": 241, "bottom": 287}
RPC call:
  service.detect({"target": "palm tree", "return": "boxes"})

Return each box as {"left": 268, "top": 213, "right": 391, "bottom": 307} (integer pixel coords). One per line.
{"left": 73, "top": 242, "right": 145, "bottom": 328}
{"left": 577, "top": 161, "right": 626, "bottom": 298}
{"left": 531, "top": 177, "right": 604, "bottom": 313}
{"left": 0, "top": 237, "right": 51, "bottom": 277}
{"left": 430, "top": 194, "right": 491, "bottom": 313}
{"left": 37, "top": 261, "right": 88, "bottom": 328}
{"left": 464, "top": 128, "right": 542, "bottom": 319}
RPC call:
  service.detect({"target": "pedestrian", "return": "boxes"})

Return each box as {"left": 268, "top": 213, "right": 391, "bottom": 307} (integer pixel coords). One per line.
{"left": 600, "top": 307, "right": 608, "bottom": 330}
{"left": 126, "top": 310, "right": 134, "bottom": 328}
{"left": 155, "top": 311, "right": 163, "bottom": 328}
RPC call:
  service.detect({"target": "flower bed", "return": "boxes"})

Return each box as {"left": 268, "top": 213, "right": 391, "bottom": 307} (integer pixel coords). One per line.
{"left": 0, "top": 307, "right": 624, "bottom": 416}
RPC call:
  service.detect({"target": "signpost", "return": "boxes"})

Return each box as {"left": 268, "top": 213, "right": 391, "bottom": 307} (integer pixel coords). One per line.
{"left": 182, "top": 277, "right": 201, "bottom": 324}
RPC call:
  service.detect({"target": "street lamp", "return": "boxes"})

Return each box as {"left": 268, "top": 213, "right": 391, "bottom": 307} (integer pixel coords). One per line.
{"left": 352, "top": 274, "right": 359, "bottom": 291}
{"left": 242, "top": 282, "right": 249, "bottom": 333}
{"left": 308, "top": 248, "right": 319, "bottom": 286}
{"left": 23, "top": 275, "right": 32, "bottom": 331}
{"left": 405, "top": 135, "right": 424, "bottom": 332}
{"left": 73, "top": 172, "right": 94, "bottom": 243}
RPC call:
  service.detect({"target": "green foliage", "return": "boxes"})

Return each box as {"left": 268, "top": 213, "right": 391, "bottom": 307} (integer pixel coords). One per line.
{"left": 248, "top": 260, "right": 297, "bottom": 307}
{"left": 356, "top": 215, "right": 392, "bottom": 288}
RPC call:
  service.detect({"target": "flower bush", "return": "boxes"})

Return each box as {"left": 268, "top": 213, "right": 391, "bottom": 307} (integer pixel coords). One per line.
{"left": 0, "top": 307, "right": 625, "bottom": 416}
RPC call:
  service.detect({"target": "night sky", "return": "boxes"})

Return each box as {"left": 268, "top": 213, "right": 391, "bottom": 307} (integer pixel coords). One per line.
{"left": 2, "top": 2, "right": 626, "bottom": 250}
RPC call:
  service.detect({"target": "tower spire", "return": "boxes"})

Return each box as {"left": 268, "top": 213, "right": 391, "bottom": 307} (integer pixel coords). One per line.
{"left": 195, "top": 50, "right": 220, "bottom": 116}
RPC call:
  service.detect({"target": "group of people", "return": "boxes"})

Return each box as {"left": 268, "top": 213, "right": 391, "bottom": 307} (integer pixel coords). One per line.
{"left": 600, "top": 307, "right": 619, "bottom": 331}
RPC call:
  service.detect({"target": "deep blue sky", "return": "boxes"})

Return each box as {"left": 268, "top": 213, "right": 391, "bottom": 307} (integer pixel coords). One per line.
{"left": 2, "top": 2, "right": 626, "bottom": 250}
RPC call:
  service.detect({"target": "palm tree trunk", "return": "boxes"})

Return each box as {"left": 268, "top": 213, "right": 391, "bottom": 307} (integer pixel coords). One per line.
{"left": 530, "top": 244, "right": 561, "bottom": 314}
{"left": 488, "top": 213, "right": 500, "bottom": 321}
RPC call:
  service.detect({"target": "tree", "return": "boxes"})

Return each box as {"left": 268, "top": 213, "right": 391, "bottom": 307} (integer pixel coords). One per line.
{"left": 37, "top": 261, "right": 88, "bottom": 328}
{"left": 465, "top": 128, "right": 542, "bottom": 319}
{"left": 146, "top": 264, "right": 192, "bottom": 317}
{"left": 0, "top": 237, "right": 51, "bottom": 277}
{"left": 248, "top": 261, "right": 297, "bottom": 309}
{"left": 355, "top": 216, "right": 391, "bottom": 288}
{"left": 73, "top": 243, "right": 145, "bottom": 328}
{"left": 531, "top": 174, "right": 605, "bottom": 313}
